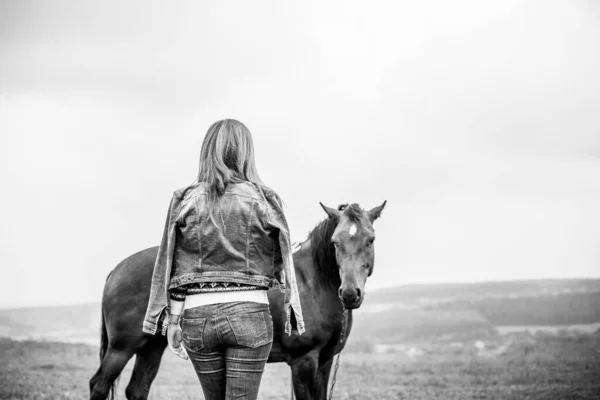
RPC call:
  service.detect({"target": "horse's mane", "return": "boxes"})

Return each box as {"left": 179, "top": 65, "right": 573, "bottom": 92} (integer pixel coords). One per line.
{"left": 307, "top": 203, "right": 363, "bottom": 287}
{"left": 308, "top": 218, "right": 338, "bottom": 285}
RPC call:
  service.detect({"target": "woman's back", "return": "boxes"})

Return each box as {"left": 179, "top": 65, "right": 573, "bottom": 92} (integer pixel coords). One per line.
{"left": 168, "top": 180, "right": 284, "bottom": 290}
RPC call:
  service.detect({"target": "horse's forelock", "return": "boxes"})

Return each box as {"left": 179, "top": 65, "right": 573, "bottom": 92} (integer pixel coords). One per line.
{"left": 344, "top": 203, "right": 364, "bottom": 223}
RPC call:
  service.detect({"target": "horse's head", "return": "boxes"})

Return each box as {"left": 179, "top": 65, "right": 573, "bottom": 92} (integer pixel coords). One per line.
{"left": 319, "top": 201, "right": 386, "bottom": 309}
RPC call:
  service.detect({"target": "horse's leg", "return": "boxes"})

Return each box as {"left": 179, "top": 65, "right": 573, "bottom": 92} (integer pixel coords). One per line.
{"left": 290, "top": 351, "right": 320, "bottom": 400}
{"left": 315, "top": 358, "right": 334, "bottom": 400}
{"left": 125, "top": 339, "right": 167, "bottom": 400}
{"left": 90, "top": 347, "right": 135, "bottom": 400}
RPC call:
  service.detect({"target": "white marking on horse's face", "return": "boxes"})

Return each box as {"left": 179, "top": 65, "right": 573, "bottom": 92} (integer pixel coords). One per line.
{"left": 349, "top": 224, "right": 357, "bottom": 237}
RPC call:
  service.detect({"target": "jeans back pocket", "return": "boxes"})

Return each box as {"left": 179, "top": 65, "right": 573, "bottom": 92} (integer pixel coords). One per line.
{"left": 227, "top": 311, "right": 272, "bottom": 348}
{"left": 181, "top": 317, "right": 207, "bottom": 352}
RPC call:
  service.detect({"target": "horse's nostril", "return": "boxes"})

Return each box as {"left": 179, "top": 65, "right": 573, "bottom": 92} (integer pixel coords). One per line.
{"left": 338, "top": 288, "right": 343, "bottom": 298}
{"left": 356, "top": 288, "right": 362, "bottom": 300}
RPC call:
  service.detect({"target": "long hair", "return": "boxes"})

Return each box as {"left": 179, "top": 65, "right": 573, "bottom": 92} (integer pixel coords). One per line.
{"left": 196, "top": 119, "right": 277, "bottom": 224}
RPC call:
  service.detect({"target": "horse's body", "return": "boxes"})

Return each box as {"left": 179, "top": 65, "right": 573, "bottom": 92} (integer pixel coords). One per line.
{"left": 90, "top": 202, "right": 385, "bottom": 400}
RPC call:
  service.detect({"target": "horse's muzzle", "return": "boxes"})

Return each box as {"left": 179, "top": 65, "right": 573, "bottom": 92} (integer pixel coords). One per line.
{"left": 339, "top": 287, "right": 363, "bottom": 309}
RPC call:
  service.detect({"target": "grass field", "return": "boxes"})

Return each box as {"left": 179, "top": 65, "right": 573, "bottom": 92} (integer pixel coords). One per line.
{"left": 1, "top": 332, "right": 599, "bottom": 400}
{"left": 2, "top": 281, "right": 600, "bottom": 399}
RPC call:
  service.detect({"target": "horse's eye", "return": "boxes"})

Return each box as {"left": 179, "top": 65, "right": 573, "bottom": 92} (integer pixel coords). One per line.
{"left": 368, "top": 238, "right": 375, "bottom": 245}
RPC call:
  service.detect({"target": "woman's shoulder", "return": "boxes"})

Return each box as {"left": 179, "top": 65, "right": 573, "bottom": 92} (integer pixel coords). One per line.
{"left": 260, "top": 184, "right": 280, "bottom": 200}
{"left": 245, "top": 182, "right": 283, "bottom": 208}
{"left": 172, "top": 181, "right": 205, "bottom": 202}
{"left": 262, "top": 186, "right": 283, "bottom": 209}
{"left": 226, "top": 181, "right": 277, "bottom": 201}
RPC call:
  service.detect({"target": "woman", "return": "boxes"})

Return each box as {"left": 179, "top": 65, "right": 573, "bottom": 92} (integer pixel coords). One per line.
{"left": 142, "top": 119, "right": 305, "bottom": 400}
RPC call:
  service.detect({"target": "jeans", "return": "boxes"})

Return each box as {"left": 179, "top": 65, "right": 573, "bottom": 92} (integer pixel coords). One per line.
{"left": 181, "top": 301, "right": 274, "bottom": 400}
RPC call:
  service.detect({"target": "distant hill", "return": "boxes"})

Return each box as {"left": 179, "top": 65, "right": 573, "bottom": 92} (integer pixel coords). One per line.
{"left": 426, "top": 291, "right": 600, "bottom": 325}
{"left": 366, "top": 278, "right": 600, "bottom": 306}
{"left": 1, "top": 279, "right": 599, "bottom": 345}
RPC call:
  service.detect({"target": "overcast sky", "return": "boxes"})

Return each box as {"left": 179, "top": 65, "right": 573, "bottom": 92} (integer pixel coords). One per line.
{"left": 1, "top": 0, "right": 599, "bottom": 308}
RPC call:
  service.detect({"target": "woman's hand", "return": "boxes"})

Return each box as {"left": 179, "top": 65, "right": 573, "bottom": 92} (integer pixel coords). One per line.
{"left": 274, "top": 269, "right": 285, "bottom": 285}
{"left": 167, "top": 323, "right": 189, "bottom": 360}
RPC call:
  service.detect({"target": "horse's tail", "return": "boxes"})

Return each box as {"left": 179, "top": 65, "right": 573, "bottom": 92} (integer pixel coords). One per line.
{"left": 99, "top": 272, "right": 117, "bottom": 400}
{"left": 290, "top": 370, "right": 295, "bottom": 400}
{"left": 99, "top": 309, "right": 108, "bottom": 365}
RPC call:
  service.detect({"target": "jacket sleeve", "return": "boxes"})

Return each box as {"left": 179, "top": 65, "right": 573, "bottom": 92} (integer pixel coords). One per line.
{"left": 142, "top": 192, "right": 181, "bottom": 335}
{"left": 263, "top": 196, "right": 306, "bottom": 336}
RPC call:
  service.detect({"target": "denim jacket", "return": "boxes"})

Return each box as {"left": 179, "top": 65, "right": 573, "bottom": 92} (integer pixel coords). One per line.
{"left": 142, "top": 181, "right": 305, "bottom": 336}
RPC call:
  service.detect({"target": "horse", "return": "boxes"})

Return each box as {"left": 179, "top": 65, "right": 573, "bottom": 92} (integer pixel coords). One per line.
{"left": 89, "top": 201, "right": 386, "bottom": 400}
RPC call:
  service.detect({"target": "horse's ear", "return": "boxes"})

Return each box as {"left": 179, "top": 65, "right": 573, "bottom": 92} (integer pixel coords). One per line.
{"left": 368, "top": 200, "right": 387, "bottom": 222}
{"left": 320, "top": 202, "right": 341, "bottom": 220}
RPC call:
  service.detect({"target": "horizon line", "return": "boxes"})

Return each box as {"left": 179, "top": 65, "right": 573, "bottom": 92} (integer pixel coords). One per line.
{"left": 1, "top": 276, "right": 599, "bottom": 311}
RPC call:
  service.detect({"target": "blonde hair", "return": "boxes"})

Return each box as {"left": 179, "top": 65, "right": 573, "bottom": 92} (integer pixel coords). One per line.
{"left": 196, "top": 119, "right": 278, "bottom": 224}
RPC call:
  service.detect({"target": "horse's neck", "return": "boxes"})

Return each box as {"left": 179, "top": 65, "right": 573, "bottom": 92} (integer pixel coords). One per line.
{"left": 294, "top": 238, "right": 340, "bottom": 295}
{"left": 295, "top": 239, "right": 352, "bottom": 342}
